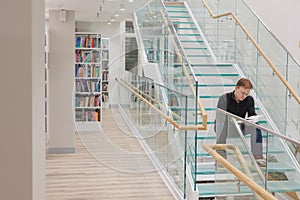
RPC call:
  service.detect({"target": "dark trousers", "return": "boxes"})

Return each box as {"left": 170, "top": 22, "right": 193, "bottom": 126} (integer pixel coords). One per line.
{"left": 215, "top": 118, "right": 263, "bottom": 159}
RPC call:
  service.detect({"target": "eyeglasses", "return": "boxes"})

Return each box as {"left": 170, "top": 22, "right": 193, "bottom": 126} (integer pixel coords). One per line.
{"left": 237, "top": 87, "right": 250, "bottom": 96}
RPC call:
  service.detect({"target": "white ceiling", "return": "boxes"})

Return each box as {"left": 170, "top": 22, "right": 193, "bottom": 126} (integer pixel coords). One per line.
{"left": 45, "top": 0, "right": 150, "bottom": 22}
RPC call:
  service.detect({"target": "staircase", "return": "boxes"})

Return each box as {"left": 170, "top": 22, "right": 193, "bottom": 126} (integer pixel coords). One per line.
{"left": 164, "top": 1, "right": 300, "bottom": 199}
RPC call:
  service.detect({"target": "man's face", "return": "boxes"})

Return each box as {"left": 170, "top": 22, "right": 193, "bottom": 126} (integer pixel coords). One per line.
{"left": 235, "top": 86, "right": 250, "bottom": 102}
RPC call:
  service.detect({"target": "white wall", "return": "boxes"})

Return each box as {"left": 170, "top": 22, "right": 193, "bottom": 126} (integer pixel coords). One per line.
{"left": 0, "top": 0, "right": 45, "bottom": 199}
{"left": 245, "top": 0, "right": 300, "bottom": 63}
{"left": 48, "top": 10, "right": 75, "bottom": 153}
{"left": 76, "top": 21, "right": 125, "bottom": 105}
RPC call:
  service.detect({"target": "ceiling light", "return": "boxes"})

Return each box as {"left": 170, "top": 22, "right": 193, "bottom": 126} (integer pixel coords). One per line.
{"left": 120, "top": 4, "right": 125, "bottom": 11}
{"left": 115, "top": 14, "right": 119, "bottom": 17}
{"left": 129, "top": 0, "right": 134, "bottom": 2}
{"left": 110, "top": 16, "right": 115, "bottom": 22}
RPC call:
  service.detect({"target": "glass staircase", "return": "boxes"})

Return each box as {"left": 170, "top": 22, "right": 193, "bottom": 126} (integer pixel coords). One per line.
{"left": 122, "top": 0, "right": 300, "bottom": 199}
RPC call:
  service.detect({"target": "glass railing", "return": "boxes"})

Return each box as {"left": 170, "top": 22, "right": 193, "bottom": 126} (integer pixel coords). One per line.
{"left": 115, "top": 71, "right": 190, "bottom": 198}
{"left": 186, "top": 0, "right": 300, "bottom": 141}
{"left": 135, "top": 1, "right": 209, "bottom": 196}
{"left": 211, "top": 108, "right": 300, "bottom": 199}
{"left": 134, "top": 0, "right": 206, "bottom": 126}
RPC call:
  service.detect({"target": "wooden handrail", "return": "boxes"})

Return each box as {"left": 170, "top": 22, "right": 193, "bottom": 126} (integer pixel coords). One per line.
{"left": 160, "top": 10, "right": 207, "bottom": 129}
{"left": 118, "top": 77, "right": 182, "bottom": 121}
{"left": 202, "top": 0, "right": 300, "bottom": 104}
{"left": 203, "top": 144, "right": 277, "bottom": 200}
{"left": 116, "top": 78, "right": 207, "bottom": 130}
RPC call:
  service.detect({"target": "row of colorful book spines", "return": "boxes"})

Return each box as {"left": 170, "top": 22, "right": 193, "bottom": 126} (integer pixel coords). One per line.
{"left": 75, "top": 51, "right": 100, "bottom": 63}
{"left": 75, "top": 110, "right": 101, "bottom": 121}
{"left": 75, "top": 80, "right": 100, "bottom": 92}
{"left": 75, "top": 96, "right": 101, "bottom": 107}
{"left": 102, "top": 51, "right": 109, "bottom": 60}
{"left": 76, "top": 36, "right": 101, "bottom": 48}
{"left": 75, "top": 61, "right": 109, "bottom": 69}
{"left": 102, "top": 72, "right": 108, "bottom": 81}
{"left": 75, "top": 65, "right": 101, "bottom": 77}
{"left": 102, "top": 39, "right": 109, "bottom": 49}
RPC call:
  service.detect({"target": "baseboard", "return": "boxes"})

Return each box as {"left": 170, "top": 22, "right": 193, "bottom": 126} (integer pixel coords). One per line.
{"left": 48, "top": 147, "right": 75, "bottom": 154}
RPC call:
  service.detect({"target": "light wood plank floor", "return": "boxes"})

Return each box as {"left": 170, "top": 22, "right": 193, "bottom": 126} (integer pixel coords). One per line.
{"left": 46, "top": 108, "right": 175, "bottom": 200}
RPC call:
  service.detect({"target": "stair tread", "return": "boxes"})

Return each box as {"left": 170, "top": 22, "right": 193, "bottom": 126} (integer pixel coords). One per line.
{"left": 191, "top": 63, "right": 234, "bottom": 67}
{"left": 268, "top": 180, "right": 300, "bottom": 192}
{"left": 195, "top": 73, "right": 239, "bottom": 76}
{"left": 194, "top": 130, "right": 271, "bottom": 140}
{"left": 172, "top": 21, "right": 194, "bottom": 24}
{"left": 197, "top": 180, "right": 300, "bottom": 196}
{"left": 196, "top": 148, "right": 284, "bottom": 157}
{"left": 180, "top": 40, "right": 203, "bottom": 42}
{"left": 197, "top": 182, "right": 252, "bottom": 196}
{"left": 170, "top": 16, "right": 191, "bottom": 18}
{"left": 195, "top": 162, "right": 296, "bottom": 175}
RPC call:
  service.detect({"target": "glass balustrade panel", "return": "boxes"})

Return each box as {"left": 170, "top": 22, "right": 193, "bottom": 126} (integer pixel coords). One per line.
{"left": 116, "top": 71, "right": 189, "bottom": 194}
{"left": 215, "top": 109, "right": 300, "bottom": 197}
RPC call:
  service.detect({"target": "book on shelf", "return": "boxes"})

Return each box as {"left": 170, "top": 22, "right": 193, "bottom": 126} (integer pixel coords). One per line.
{"left": 102, "top": 61, "right": 108, "bottom": 70}
{"left": 102, "top": 72, "right": 108, "bottom": 81}
{"left": 102, "top": 94, "right": 109, "bottom": 102}
{"left": 102, "top": 83, "right": 108, "bottom": 91}
{"left": 76, "top": 35, "right": 101, "bottom": 48}
{"left": 102, "top": 39, "right": 109, "bottom": 49}
{"left": 75, "top": 64, "right": 86, "bottom": 77}
{"left": 102, "top": 51, "right": 109, "bottom": 60}
{"left": 75, "top": 33, "right": 108, "bottom": 125}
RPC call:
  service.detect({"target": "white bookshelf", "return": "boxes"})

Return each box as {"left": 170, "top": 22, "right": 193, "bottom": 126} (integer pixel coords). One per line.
{"left": 101, "top": 38, "right": 110, "bottom": 109}
{"left": 74, "top": 32, "right": 106, "bottom": 131}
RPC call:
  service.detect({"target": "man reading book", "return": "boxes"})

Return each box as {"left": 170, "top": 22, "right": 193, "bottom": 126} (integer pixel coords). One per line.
{"left": 214, "top": 78, "right": 264, "bottom": 166}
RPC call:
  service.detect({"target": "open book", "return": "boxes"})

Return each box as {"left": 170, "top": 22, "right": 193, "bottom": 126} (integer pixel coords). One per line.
{"left": 246, "top": 115, "right": 264, "bottom": 123}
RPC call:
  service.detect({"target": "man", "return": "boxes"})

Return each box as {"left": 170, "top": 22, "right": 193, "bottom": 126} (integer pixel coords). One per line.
{"left": 214, "top": 78, "right": 264, "bottom": 166}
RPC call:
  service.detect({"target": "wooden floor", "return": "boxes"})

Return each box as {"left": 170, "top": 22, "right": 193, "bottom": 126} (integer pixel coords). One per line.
{"left": 46, "top": 108, "right": 175, "bottom": 200}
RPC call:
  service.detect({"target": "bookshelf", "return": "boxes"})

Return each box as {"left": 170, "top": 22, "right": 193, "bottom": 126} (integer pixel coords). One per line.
{"left": 74, "top": 32, "right": 109, "bottom": 131}
{"left": 101, "top": 38, "right": 109, "bottom": 109}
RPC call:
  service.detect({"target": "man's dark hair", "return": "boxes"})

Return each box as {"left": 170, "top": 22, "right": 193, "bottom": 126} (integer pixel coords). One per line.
{"left": 236, "top": 78, "right": 253, "bottom": 89}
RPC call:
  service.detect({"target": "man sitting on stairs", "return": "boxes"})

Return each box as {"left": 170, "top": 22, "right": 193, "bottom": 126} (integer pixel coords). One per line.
{"left": 214, "top": 78, "right": 265, "bottom": 167}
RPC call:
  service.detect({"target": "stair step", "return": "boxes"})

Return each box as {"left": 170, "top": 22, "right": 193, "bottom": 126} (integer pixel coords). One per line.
{"left": 187, "top": 54, "right": 211, "bottom": 57}
{"left": 268, "top": 180, "right": 300, "bottom": 193}
{"left": 194, "top": 162, "right": 296, "bottom": 176}
{"left": 195, "top": 130, "right": 270, "bottom": 140}
{"left": 198, "top": 83, "right": 236, "bottom": 87}
{"left": 180, "top": 40, "right": 203, "bottom": 43}
{"left": 199, "top": 95, "right": 220, "bottom": 98}
{"left": 178, "top": 33, "right": 201, "bottom": 36}
{"left": 184, "top": 47, "right": 207, "bottom": 50}
{"left": 196, "top": 148, "right": 284, "bottom": 157}
{"left": 169, "top": 16, "right": 191, "bottom": 19}
{"left": 176, "top": 27, "right": 197, "bottom": 31}
{"left": 187, "top": 54, "right": 211, "bottom": 58}
{"left": 197, "top": 182, "right": 252, "bottom": 197}
{"left": 169, "top": 107, "right": 260, "bottom": 111}
{"left": 191, "top": 119, "right": 267, "bottom": 126}
{"left": 195, "top": 73, "right": 239, "bottom": 77}
{"left": 167, "top": 10, "right": 189, "bottom": 13}
{"left": 197, "top": 180, "right": 300, "bottom": 197}
{"left": 165, "top": 5, "right": 185, "bottom": 8}
{"left": 191, "top": 63, "right": 234, "bottom": 67}
{"left": 172, "top": 21, "right": 194, "bottom": 25}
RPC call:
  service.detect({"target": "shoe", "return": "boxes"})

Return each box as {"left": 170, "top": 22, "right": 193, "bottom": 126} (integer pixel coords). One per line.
{"left": 267, "top": 154, "right": 277, "bottom": 162}
{"left": 256, "top": 158, "right": 266, "bottom": 167}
